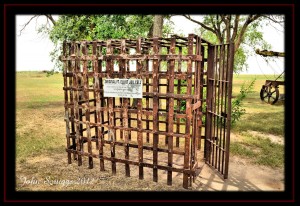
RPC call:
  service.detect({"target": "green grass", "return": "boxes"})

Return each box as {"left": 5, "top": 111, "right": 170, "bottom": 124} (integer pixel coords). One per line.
{"left": 230, "top": 74, "right": 284, "bottom": 168}
{"left": 232, "top": 74, "right": 284, "bottom": 137}
{"left": 15, "top": 72, "right": 285, "bottom": 169}
{"left": 230, "top": 132, "right": 284, "bottom": 168}
{"left": 16, "top": 71, "right": 65, "bottom": 161}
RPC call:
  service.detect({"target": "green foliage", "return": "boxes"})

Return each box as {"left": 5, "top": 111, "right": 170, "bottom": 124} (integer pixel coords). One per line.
{"left": 231, "top": 78, "right": 256, "bottom": 125}
{"left": 194, "top": 15, "right": 278, "bottom": 73}
{"left": 40, "top": 15, "right": 175, "bottom": 72}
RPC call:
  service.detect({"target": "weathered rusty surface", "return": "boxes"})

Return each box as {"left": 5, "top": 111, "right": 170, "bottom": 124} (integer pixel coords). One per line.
{"left": 136, "top": 38, "right": 144, "bottom": 179}
{"left": 183, "top": 34, "right": 194, "bottom": 189}
{"left": 204, "top": 43, "right": 233, "bottom": 179}
{"left": 82, "top": 41, "right": 93, "bottom": 169}
{"left": 152, "top": 37, "right": 159, "bottom": 182}
{"left": 224, "top": 42, "right": 234, "bottom": 179}
{"left": 120, "top": 39, "right": 130, "bottom": 177}
{"left": 106, "top": 40, "right": 117, "bottom": 175}
{"left": 61, "top": 34, "right": 234, "bottom": 189}
{"left": 167, "top": 37, "right": 175, "bottom": 185}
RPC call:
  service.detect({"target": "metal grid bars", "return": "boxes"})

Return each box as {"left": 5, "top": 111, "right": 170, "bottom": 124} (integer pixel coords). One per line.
{"left": 61, "top": 34, "right": 233, "bottom": 189}
{"left": 204, "top": 43, "right": 234, "bottom": 179}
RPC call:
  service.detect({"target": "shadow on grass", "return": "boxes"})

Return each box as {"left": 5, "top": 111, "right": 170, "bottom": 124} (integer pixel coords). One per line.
{"left": 233, "top": 111, "right": 284, "bottom": 136}
{"left": 17, "top": 101, "right": 64, "bottom": 109}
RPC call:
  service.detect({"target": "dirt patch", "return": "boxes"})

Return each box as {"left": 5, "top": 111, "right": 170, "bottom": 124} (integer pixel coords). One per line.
{"left": 248, "top": 130, "right": 284, "bottom": 145}
{"left": 16, "top": 150, "right": 284, "bottom": 191}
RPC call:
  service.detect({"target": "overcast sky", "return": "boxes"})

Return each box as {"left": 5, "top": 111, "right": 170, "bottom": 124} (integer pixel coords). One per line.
{"left": 16, "top": 15, "right": 284, "bottom": 74}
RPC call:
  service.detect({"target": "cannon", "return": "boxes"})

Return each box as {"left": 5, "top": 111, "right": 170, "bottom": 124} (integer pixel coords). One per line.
{"left": 255, "top": 49, "right": 285, "bottom": 104}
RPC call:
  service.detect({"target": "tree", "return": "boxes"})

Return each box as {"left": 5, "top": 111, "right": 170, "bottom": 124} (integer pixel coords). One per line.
{"left": 152, "top": 15, "right": 164, "bottom": 37}
{"left": 183, "top": 15, "right": 284, "bottom": 72}
{"left": 26, "top": 14, "right": 164, "bottom": 70}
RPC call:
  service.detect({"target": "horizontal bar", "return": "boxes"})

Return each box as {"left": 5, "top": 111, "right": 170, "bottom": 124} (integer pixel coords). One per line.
{"left": 63, "top": 72, "right": 195, "bottom": 80}
{"left": 65, "top": 149, "right": 195, "bottom": 174}
{"left": 207, "top": 111, "right": 227, "bottom": 118}
{"left": 60, "top": 54, "right": 202, "bottom": 61}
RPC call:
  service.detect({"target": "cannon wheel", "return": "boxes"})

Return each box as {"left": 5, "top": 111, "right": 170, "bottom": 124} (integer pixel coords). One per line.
{"left": 260, "top": 84, "right": 279, "bottom": 104}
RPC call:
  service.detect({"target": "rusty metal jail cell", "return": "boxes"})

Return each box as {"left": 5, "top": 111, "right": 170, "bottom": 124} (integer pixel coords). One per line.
{"left": 61, "top": 34, "right": 234, "bottom": 189}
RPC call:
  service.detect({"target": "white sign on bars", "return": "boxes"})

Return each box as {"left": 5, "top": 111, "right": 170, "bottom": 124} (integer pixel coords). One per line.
{"left": 103, "top": 78, "right": 143, "bottom": 98}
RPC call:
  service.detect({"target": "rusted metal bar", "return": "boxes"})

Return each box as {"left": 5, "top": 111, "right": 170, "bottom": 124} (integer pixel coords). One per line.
{"left": 72, "top": 42, "right": 83, "bottom": 167}
{"left": 218, "top": 44, "right": 226, "bottom": 172}
{"left": 63, "top": 41, "right": 72, "bottom": 164}
{"left": 211, "top": 45, "right": 219, "bottom": 167}
{"left": 106, "top": 40, "right": 117, "bottom": 175}
{"left": 63, "top": 71, "right": 197, "bottom": 80}
{"left": 205, "top": 45, "right": 215, "bottom": 162}
{"left": 99, "top": 45, "right": 105, "bottom": 171}
{"left": 167, "top": 37, "right": 175, "bottom": 185}
{"left": 146, "top": 75, "right": 150, "bottom": 143}
{"left": 183, "top": 34, "right": 194, "bottom": 189}
{"left": 60, "top": 54, "right": 202, "bottom": 61}
{"left": 224, "top": 42, "right": 234, "bottom": 179}
{"left": 136, "top": 37, "right": 144, "bottom": 179}
{"left": 120, "top": 39, "right": 130, "bottom": 177}
{"left": 217, "top": 44, "right": 223, "bottom": 172}
{"left": 82, "top": 41, "right": 93, "bottom": 169}
{"left": 62, "top": 36, "right": 233, "bottom": 189}
{"left": 176, "top": 46, "right": 182, "bottom": 148}
{"left": 191, "top": 35, "right": 201, "bottom": 182}
{"left": 93, "top": 42, "right": 105, "bottom": 171}
{"left": 66, "top": 148, "right": 193, "bottom": 174}
{"left": 92, "top": 42, "right": 99, "bottom": 151}
{"left": 198, "top": 45, "right": 205, "bottom": 150}
{"left": 152, "top": 37, "right": 159, "bottom": 182}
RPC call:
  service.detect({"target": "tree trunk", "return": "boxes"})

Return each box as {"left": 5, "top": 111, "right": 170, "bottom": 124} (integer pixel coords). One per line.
{"left": 133, "top": 15, "right": 164, "bottom": 108}
{"left": 153, "top": 15, "right": 164, "bottom": 37}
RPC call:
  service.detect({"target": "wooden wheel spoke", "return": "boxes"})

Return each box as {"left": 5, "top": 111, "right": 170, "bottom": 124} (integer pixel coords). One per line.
{"left": 263, "top": 94, "right": 268, "bottom": 98}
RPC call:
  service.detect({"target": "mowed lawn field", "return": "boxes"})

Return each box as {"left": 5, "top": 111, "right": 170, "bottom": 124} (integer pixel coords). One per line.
{"left": 15, "top": 72, "right": 285, "bottom": 191}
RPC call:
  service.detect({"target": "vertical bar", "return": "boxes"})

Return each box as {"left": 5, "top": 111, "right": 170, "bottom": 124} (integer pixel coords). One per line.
{"left": 183, "top": 34, "right": 194, "bottom": 189}
{"left": 63, "top": 41, "right": 71, "bottom": 164}
{"left": 82, "top": 41, "right": 93, "bottom": 169}
{"left": 224, "top": 42, "right": 234, "bottom": 179}
{"left": 120, "top": 40, "right": 130, "bottom": 177}
{"left": 92, "top": 42, "right": 99, "bottom": 150}
{"left": 99, "top": 45, "right": 105, "bottom": 171}
{"left": 94, "top": 42, "right": 104, "bottom": 171}
{"left": 73, "top": 43, "right": 80, "bottom": 162}
{"left": 107, "top": 40, "right": 116, "bottom": 175}
{"left": 205, "top": 45, "right": 215, "bottom": 161}
{"left": 165, "top": 47, "right": 170, "bottom": 146}
{"left": 126, "top": 57, "right": 132, "bottom": 142}
{"left": 192, "top": 35, "right": 202, "bottom": 181}
{"left": 215, "top": 45, "right": 221, "bottom": 168}
{"left": 119, "top": 59, "right": 124, "bottom": 141}
{"left": 211, "top": 45, "right": 218, "bottom": 167}
{"left": 198, "top": 45, "right": 205, "bottom": 150}
{"left": 146, "top": 77, "right": 150, "bottom": 143}
{"left": 221, "top": 45, "right": 229, "bottom": 174}
{"left": 218, "top": 44, "right": 226, "bottom": 171}
{"left": 176, "top": 46, "right": 182, "bottom": 148}
{"left": 195, "top": 38, "right": 202, "bottom": 152}
{"left": 152, "top": 37, "right": 159, "bottom": 182}
{"left": 136, "top": 37, "right": 144, "bottom": 179}
{"left": 145, "top": 45, "right": 150, "bottom": 143}
{"left": 69, "top": 51, "right": 76, "bottom": 161}
{"left": 167, "top": 37, "right": 176, "bottom": 185}
{"left": 72, "top": 42, "right": 82, "bottom": 166}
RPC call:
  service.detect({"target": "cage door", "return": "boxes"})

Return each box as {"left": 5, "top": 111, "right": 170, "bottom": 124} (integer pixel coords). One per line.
{"left": 204, "top": 43, "right": 234, "bottom": 179}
